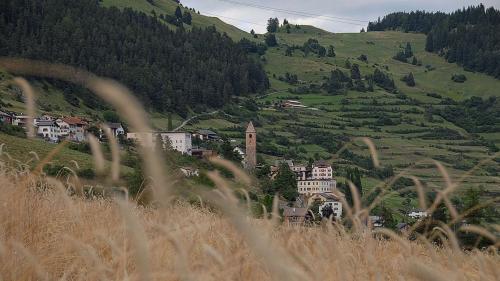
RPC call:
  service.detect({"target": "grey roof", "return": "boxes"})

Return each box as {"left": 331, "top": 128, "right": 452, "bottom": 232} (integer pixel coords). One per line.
{"left": 397, "top": 223, "right": 409, "bottom": 230}
{"left": 313, "top": 160, "right": 330, "bottom": 167}
{"left": 316, "top": 193, "right": 340, "bottom": 201}
{"left": 36, "top": 120, "right": 56, "bottom": 126}
{"left": 283, "top": 207, "right": 308, "bottom": 217}
{"left": 107, "top": 123, "right": 123, "bottom": 129}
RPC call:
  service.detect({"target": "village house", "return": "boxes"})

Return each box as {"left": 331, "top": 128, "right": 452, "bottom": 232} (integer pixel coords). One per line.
{"left": 35, "top": 119, "right": 60, "bottom": 142}
{"left": 0, "top": 111, "right": 12, "bottom": 124}
{"left": 311, "top": 160, "right": 333, "bottom": 179}
{"left": 11, "top": 114, "right": 30, "bottom": 128}
{"left": 369, "top": 216, "right": 385, "bottom": 228}
{"left": 283, "top": 207, "right": 310, "bottom": 226}
{"left": 55, "top": 118, "right": 70, "bottom": 139}
{"left": 105, "top": 123, "right": 125, "bottom": 138}
{"left": 127, "top": 131, "right": 192, "bottom": 155}
{"left": 191, "top": 148, "right": 217, "bottom": 159}
{"left": 282, "top": 100, "right": 307, "bottom": 109}
{"left": 180, "top": 167, "right": 199, "bottom": 178}
{"left": 233, "top": 147, "right": 245, "bottom": 159}
{"left": 318, "top": 200, "right": 343, "bottom": 219}
{"left": 297, "top": 179, "right": 336, "bottom": 195}
{"left": 193, "top": 129, "right": 219, "bottom": 141}
{"left": 62, "top": 117, "right": 87, "bottom": 142}
{"left": 408, "top": 209, "right": 428, "bottom": 219}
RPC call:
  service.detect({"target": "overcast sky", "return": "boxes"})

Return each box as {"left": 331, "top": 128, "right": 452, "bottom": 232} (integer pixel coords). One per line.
{"left": 181, "top": 0, "right": 500, "bottom": 33}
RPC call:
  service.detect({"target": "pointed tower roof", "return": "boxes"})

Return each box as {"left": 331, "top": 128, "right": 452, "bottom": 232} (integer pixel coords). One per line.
{"left": 246, "top": 121, "right": 256, "bottom": 133}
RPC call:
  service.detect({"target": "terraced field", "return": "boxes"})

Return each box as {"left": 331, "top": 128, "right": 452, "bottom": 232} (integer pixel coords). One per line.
{"left": 182, "top": 28, "right": 500, "bottom": 198}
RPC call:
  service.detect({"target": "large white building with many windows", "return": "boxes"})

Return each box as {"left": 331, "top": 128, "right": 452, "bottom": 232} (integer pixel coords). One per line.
{"left": 297, "top": 179, "right": 337, "bottom": 195}
{"left": 127, "top": 131, "right": 192, "bottom": 155}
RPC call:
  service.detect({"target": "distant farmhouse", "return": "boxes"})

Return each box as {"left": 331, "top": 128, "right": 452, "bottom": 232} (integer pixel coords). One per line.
{"left": 193, "top": 129, "right": 219, "bottom": 141}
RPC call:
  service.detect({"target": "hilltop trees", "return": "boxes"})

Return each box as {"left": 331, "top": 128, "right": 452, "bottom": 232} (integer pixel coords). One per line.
{"left": 267, "top": 17, "right": 280, "bottom": 33}
{"left": 368, "top": 5, "right": 500, "bottom": 79}
{"left": 0, "top": 0, "right": 269, "bottom": 114}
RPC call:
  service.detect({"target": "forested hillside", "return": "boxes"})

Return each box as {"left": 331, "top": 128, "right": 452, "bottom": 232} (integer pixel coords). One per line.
{"left": 368, "top": 5, "right": 500, "bottom": 79}
{"left": 0, "top": 0, "right": 269, "bottom": 115}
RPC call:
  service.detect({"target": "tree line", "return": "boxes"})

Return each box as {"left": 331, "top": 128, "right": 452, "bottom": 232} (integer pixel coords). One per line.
{"left": 0, "top": 0, "right": 269, "bottom": 115}
{"left": 368, "top": 4, "right": 500, "bottom": 79}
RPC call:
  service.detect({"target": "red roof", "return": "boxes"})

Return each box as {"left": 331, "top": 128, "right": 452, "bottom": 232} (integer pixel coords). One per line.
{"left": 62, "top": 116, "right": 87, "bottom": 126}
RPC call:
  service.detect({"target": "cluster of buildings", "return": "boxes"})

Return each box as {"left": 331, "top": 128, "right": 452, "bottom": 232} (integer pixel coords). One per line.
{"left": 0, "top": 111, "right": 126, "bottom": 143}
{"left": 270, "top": 159, "right": 343, "bottom": 225}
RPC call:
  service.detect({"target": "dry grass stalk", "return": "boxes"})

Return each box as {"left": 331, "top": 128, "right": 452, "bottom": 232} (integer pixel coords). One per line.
{"left": 101, "top": 124, "right": 121, "bottom": 182}
{"left": 11, "top": 77, "right": 36, "bottom": 138}
{"left": 87, "top": 134, "right": 105, "bottom": 174}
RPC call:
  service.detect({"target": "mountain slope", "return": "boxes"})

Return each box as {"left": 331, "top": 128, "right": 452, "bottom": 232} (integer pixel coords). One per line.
{"left": 101, "top": 0, "right": 254, "bottom": 40}
{"left": 183, "top": 24, "right": 500, "bottom": 199}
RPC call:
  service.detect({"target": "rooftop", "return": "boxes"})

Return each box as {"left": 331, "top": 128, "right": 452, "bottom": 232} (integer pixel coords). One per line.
{"left": 246, "top": 121, "right": 256, "bottom": 133}
{"left": 106, "top": 123, "right": 123, "bottom": 129}
{"left": 283, "top": 207, "right": 308, "bottom": 217}
{"left": 313, "top": 160, "right": 330, "bottom": 168}
{"left": 63, "top": 116, "right": 87, "bottom": 126}
{"left": 36, "top": 120, "right": 56, "bottom": 126}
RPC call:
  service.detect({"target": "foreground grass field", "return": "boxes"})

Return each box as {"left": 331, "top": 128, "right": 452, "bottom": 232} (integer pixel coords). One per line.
{"left": 1, "top": 165, "right": 499, "bottom": 280}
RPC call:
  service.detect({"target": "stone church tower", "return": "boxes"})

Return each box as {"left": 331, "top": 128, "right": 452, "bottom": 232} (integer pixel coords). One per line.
{"left": 245, "top": 121, "right": 257, "bottom": 170}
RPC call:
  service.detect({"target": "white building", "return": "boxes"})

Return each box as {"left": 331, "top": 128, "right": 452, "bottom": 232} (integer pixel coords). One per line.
{"left": 408, "top": 210, "right": 428, "bottom": 219}
{"left": 297, "top": 179, "right": 337, "bottom": 195}
{"left": 12, "top": 115, "right": 30, "bottom": 127}
{"left": 319, "top": 201, "right": 343, "bottom": 219}
{"left": 127, "top": 131, "right": 192, "bottom": 155}
{"left": 35, "top": 120, "right": 60, "bottom": 142}
{"left": 62, "top": 117, "right": 87, "bottom": 142}
{"left": 283, "top": 100, "right": 307, "bottom": 108}
{"left": 311, "top": 160, "right": 333, "bottom": 179}
{"left": 160, "top": 132, "right": 192, "bottom": 155}
{"left": 105, "top": 123, "right": 125, "bottom": 138}
{"left": 55, "top": 119, "right": 70, "bottom": 138}
{"left": 180, "top": 167, "right": 199, "bottom": 177}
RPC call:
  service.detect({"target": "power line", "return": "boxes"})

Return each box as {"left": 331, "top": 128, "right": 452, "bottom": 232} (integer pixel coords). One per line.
{"left": 202, "top": 11, "right": 267, "bottom": 27}
{"left": 212, "top": 0, "right": 369, "bottom": 26}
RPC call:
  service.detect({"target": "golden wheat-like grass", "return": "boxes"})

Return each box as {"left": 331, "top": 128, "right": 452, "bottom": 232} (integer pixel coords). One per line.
{"left": 0, "top": 171, "right": 499, "bottom": 281}
{"left": 0, "top": 58, "right": 498, "bottom": 280}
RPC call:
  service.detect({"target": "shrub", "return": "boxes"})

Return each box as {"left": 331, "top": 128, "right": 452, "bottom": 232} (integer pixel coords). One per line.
{"left": 451, "top": 74, "right": 467, "bottom": 83}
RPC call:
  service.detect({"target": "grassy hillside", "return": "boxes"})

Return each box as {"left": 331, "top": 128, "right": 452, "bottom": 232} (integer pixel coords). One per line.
{"left": 0, "top": 133, "right": 134, "bottom": 175}
{"left": 183, "top": 27, "right": 500, "bottom": 199}
{"left": 101, "top": 0, "right": 254, "bottom": 40}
